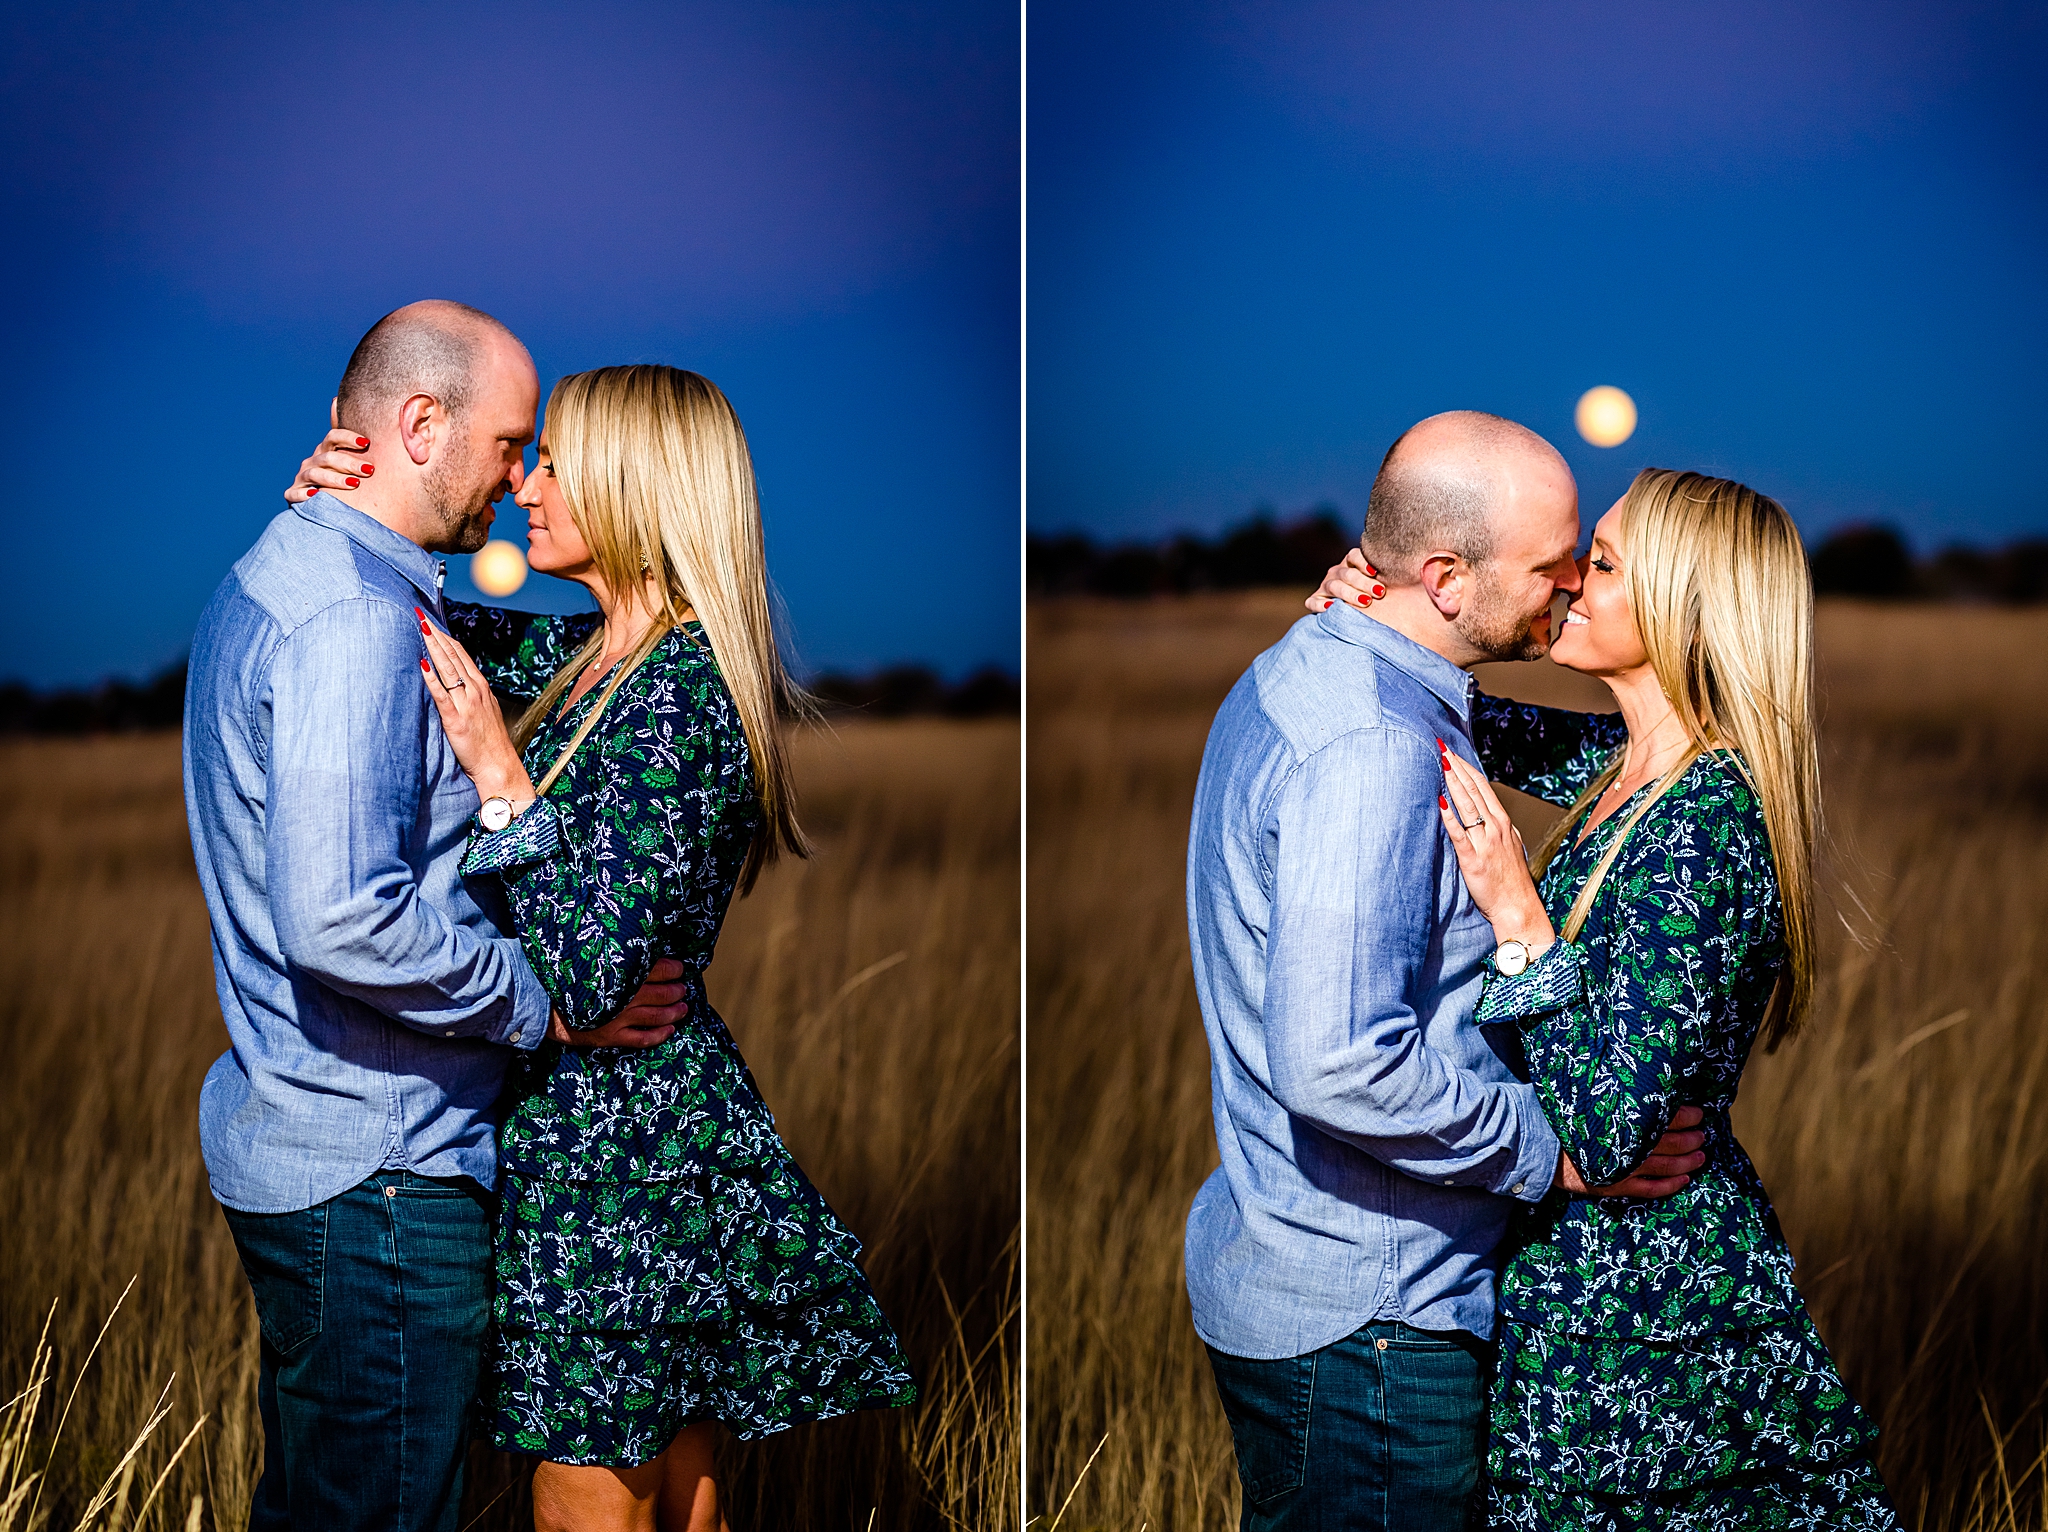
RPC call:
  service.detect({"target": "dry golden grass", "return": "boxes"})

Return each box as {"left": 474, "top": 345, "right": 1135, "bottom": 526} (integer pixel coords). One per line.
{"left": 1027, "top": 593, "right": 2048, "bottom": 1532}
{"left": 0, "top": 716, "right": 1018, "bottom": 1532}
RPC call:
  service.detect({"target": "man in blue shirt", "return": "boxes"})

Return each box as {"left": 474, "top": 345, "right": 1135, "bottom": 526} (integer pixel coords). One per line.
{"left": 1186, "top": 412, "right": 1705, "bottom": 1530}
{"left": 185, "top": 301, "right": 687, "bottom": 1531}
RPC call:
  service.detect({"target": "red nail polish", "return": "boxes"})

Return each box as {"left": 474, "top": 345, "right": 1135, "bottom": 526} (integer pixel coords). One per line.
{"left": 1371, "top": 584, "right": 1385, "bottom": 598}
{"left": 420, "top": 658, "right": 431, "bottom": 673}
{"left": 345, "top": 476, "right": 359, "bottom": 488}
{"left": 1357, "top": 594, "right": 1369, "bottom": 605}
{"left": 360, "top": 463, "right": 373, "bottom": 474}
{"left": 356, "top": 437, "right": 369, "bottom": 448}
{"left": 1440, "top": 795, "right": 1449, "bottom": 809}
{"left": 414, "top": 607, "right": 424, "bottom": 619}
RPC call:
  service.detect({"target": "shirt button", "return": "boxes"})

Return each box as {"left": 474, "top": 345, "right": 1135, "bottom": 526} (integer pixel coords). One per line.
{"left": 1375, "top": 1338, "right": 1389, "bottom": 1351}
{"left": 1443, "top": 1178, "right": 1454, "bottom": 1186}
{"left": 444, "top": 1029, "right": 456, "bottom": 1038}
{"left": 383, "top": 1185, "right": 397, "bottom": 1198}
{"left": 1512, "top": 1182, "right": 1527, "bottom": 1195}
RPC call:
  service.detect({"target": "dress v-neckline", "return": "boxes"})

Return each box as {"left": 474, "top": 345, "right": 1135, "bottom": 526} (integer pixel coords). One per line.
{"left": 1572, "top": 775, "right": 1662, "bottom": 850}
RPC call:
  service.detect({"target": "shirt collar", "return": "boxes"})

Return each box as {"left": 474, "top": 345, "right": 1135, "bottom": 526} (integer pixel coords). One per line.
{"left": 1315, "top": 604, "right": 1477, "bottom": 724}
{"left": 295, "top": 492, "right": 447, "bottom": 615}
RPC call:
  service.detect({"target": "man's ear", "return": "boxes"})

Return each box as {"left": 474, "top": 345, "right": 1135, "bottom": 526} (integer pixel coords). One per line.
{"left": 1418, "top": 551, "right": 1466, "bottom": 619}
{"left": 329, "top": 397, "right": 340, "bottom": 429}
{"left": 396, "top": 394, "right": 440, "bottom": 466}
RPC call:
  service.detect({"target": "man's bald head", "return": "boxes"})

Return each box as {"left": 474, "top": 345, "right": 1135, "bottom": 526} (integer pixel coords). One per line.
{"left": 1362, "top": 411, "right": 1569, "bottom": 579}
{"left": 335, "top": 300, "right": 525, "bottom": 433}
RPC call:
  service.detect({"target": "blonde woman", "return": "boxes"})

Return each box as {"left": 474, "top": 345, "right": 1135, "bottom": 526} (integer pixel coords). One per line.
{"left": 1318, "top": 471, "right": 1896, "bottom": 1528}
{"left": 292, "top": 366, "right": 914, "bottom": 1530}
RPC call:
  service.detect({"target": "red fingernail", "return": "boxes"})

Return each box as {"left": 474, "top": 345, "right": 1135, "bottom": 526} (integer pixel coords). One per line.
{"left": 345, "top": 476, "right": 359, "bottom": 488}
{"left": 1440, "top": 795, "right": 1449, "bottom": 809}
{"left": 1371, "top": 584, "right": 1385, "bottom": 598}
{"left": 1357, "top": 594, "right": 1369, "bottom": 605}
{"left": 355, "top": 436, "right": 369, "bottom": 447}
{"left": 414, "top": 607, "right": 424, "bottom": 619}
{"left": 421, "top": 658, "right": 431, "bottom": 673}
{"left": 360, "top": 463, "right": 374, "bottom": 474}
{"left": 1363, "top": 561, "right": 1377, "bottom": 575}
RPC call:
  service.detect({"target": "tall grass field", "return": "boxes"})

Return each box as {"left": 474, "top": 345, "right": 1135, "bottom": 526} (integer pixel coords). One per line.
{"left": 0, "top": 716, "right": 1018, "bottom": 1531}
{"left": 1028, "top": 594, "right": 2048, "bottom": 1531}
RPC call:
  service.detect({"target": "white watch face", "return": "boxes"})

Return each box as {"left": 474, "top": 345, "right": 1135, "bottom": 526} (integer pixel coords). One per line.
{"left": 479, "top": 797, "right": 514, "bottom": 832}
{"left": 1496, "top": 940, "right": 1530, "bottom": 976}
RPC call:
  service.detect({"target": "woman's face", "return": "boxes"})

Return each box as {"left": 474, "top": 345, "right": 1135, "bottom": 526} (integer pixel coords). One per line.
{"left": 1548, "top": 498, "right": 1650, "bottom": 677}
{"left": 514, "top": 431, "right": 595, "bottom": 579}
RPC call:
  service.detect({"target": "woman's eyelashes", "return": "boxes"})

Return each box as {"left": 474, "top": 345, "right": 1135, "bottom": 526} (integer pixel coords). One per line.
{"left": 1591, "top": 556, "right": 1617, "bottom": 574}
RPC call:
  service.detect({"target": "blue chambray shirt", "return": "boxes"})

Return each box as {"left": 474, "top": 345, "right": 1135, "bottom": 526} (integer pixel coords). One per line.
{"left": 184, "top": 492, "right": 552, "bottom": 1214}
{"left": 1185, "top": 605, "right": 1561, "bottom": 1359}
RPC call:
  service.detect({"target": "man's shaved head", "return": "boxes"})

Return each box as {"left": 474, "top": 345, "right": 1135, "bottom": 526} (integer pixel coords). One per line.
{"left": 1362, "top": 410, "right": 1569, "bottom": 578}
{"left": 335, "top": 300, "right": 523, "bottom": 432}
{"left": 1350, "top": 410, "right": 1582, "bottom": 665}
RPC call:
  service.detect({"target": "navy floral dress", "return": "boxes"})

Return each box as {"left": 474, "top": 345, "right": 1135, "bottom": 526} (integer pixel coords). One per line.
{"left": 446, "top": 601, "right": 915, "bottom": 1467}
{"left": 1470, "top": 696, "right": 1896, "bottom": 1531}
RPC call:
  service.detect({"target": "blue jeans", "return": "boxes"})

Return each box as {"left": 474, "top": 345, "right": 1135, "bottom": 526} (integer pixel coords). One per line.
{"left": 222, "top": 1171, "right": 495, "bottom": 1532}
{"left": 1206, "top": 1321, "right": 1491, "bottom": 1532}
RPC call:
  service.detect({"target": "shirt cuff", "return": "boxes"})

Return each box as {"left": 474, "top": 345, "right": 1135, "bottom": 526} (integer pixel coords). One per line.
{"left": 1501, "top": 1083, "right": 1560, "bottom": 1202}
{"left": 498, "top": 950, "right": 553, "bottom": 1052}
{"left": 1475, "top": 938, "right": 1587, "bottom": 1025}
{"left": 460, "top": 798, "right": 562, "bottom": 877}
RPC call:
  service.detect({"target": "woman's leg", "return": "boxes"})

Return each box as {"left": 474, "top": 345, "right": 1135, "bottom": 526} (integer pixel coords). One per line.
{"left": 529, "top": 1426, "right": 728, "bottom": 1532}
{"left": 531, "top": 1458, "right": 664, "bottom": 1532}
{"left": 655, "top": 1424, "right": 729, "bottom": 1532}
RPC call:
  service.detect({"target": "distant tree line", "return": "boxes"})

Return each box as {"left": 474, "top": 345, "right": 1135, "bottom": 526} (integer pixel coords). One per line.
{"left": 1029, "top": 509, "right": 1356, "bottom": 597}
{"left": 1030, "top": 511, "right": 2048, "bottom": 604}
{"left": 0, "top": 663, "right": 190, "bottom": 736}
{"left": 0, "top": 658, "right": 1018, "bottom": 737}
{"left": 807, "top": 665, "right": 1019, "bottom": 719}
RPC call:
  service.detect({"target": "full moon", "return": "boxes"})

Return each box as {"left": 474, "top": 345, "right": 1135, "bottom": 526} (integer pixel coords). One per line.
{"left": 1575, "top": 386, "right": 1638, "bottom": 448}
{"left": 471, "top": 539, "right": 529, "bottom": 597}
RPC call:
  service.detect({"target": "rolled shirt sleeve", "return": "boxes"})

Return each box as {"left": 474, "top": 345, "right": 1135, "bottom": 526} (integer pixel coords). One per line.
{"left": 263, "top": 600, "right": 551, "bottom": 1049}
{"left": 1264, "top": 727, "right": 1558, "bottom": 1201}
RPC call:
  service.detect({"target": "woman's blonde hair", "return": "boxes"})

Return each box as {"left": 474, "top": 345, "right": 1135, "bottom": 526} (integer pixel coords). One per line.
{"left": 1528, "top": 468, "right": 1820, "bottom": 1047}
{"left": 511, "top": 364, "right": 812, "bottom": 893}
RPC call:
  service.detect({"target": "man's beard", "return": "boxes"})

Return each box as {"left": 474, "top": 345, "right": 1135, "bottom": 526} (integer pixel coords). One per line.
{"left": 1457, "top": 575, "right": 1551, "bottom": 663}
{"left": 421, "top": 440, "right": 498, "bottom": 554}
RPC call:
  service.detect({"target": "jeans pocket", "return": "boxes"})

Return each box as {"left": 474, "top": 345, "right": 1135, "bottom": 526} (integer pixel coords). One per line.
{"left": 1207, "top": 1347, "right": 1314, "bottom": 1507}
{"left": 225, "top": 1202, "right": 328, "bottom": 1359}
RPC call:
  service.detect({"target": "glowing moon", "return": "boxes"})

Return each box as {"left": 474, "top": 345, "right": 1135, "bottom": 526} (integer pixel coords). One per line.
{"left": 1575, "top": 386, "right": 1638, "bottom": 448}
{"left": 471, "top": 539, "right": 529, "bottom": 597}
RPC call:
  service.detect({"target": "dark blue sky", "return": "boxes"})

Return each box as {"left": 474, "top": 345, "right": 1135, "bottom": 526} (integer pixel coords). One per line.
{"left": 1029, "top": 2, "right": 2047, "bottom": 552}
{"left": 3, "top": 1, "right": 1016, "bottom": 689}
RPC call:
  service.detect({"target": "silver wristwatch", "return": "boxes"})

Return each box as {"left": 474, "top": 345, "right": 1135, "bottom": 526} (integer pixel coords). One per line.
{"left": 1495, "top": 938, "right": 1533, "bottom": 977}
{"left": 478, "top": 796, "right": 516, "bottom": 833}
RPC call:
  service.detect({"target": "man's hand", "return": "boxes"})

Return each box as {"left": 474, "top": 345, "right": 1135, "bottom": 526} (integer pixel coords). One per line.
{"left": 1559, "top": 1106, "right": 1707, "bottom": 1199}
{"left": 548, "top": 958, "right": 690, "bottom": 1048}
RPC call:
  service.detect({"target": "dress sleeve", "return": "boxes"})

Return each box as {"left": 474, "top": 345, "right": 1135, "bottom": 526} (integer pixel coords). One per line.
{"left": 444, "top": 600, "right": 602, "bottom": 702}
{"left": 1470, "top": 693, "right": 1628, "bottom": 807}
{"left": 1472, "top": 768, "right": 1780, "bottom": 1186}
{"left": 459, "top": 673, "right": 741, "bottom": 1031}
